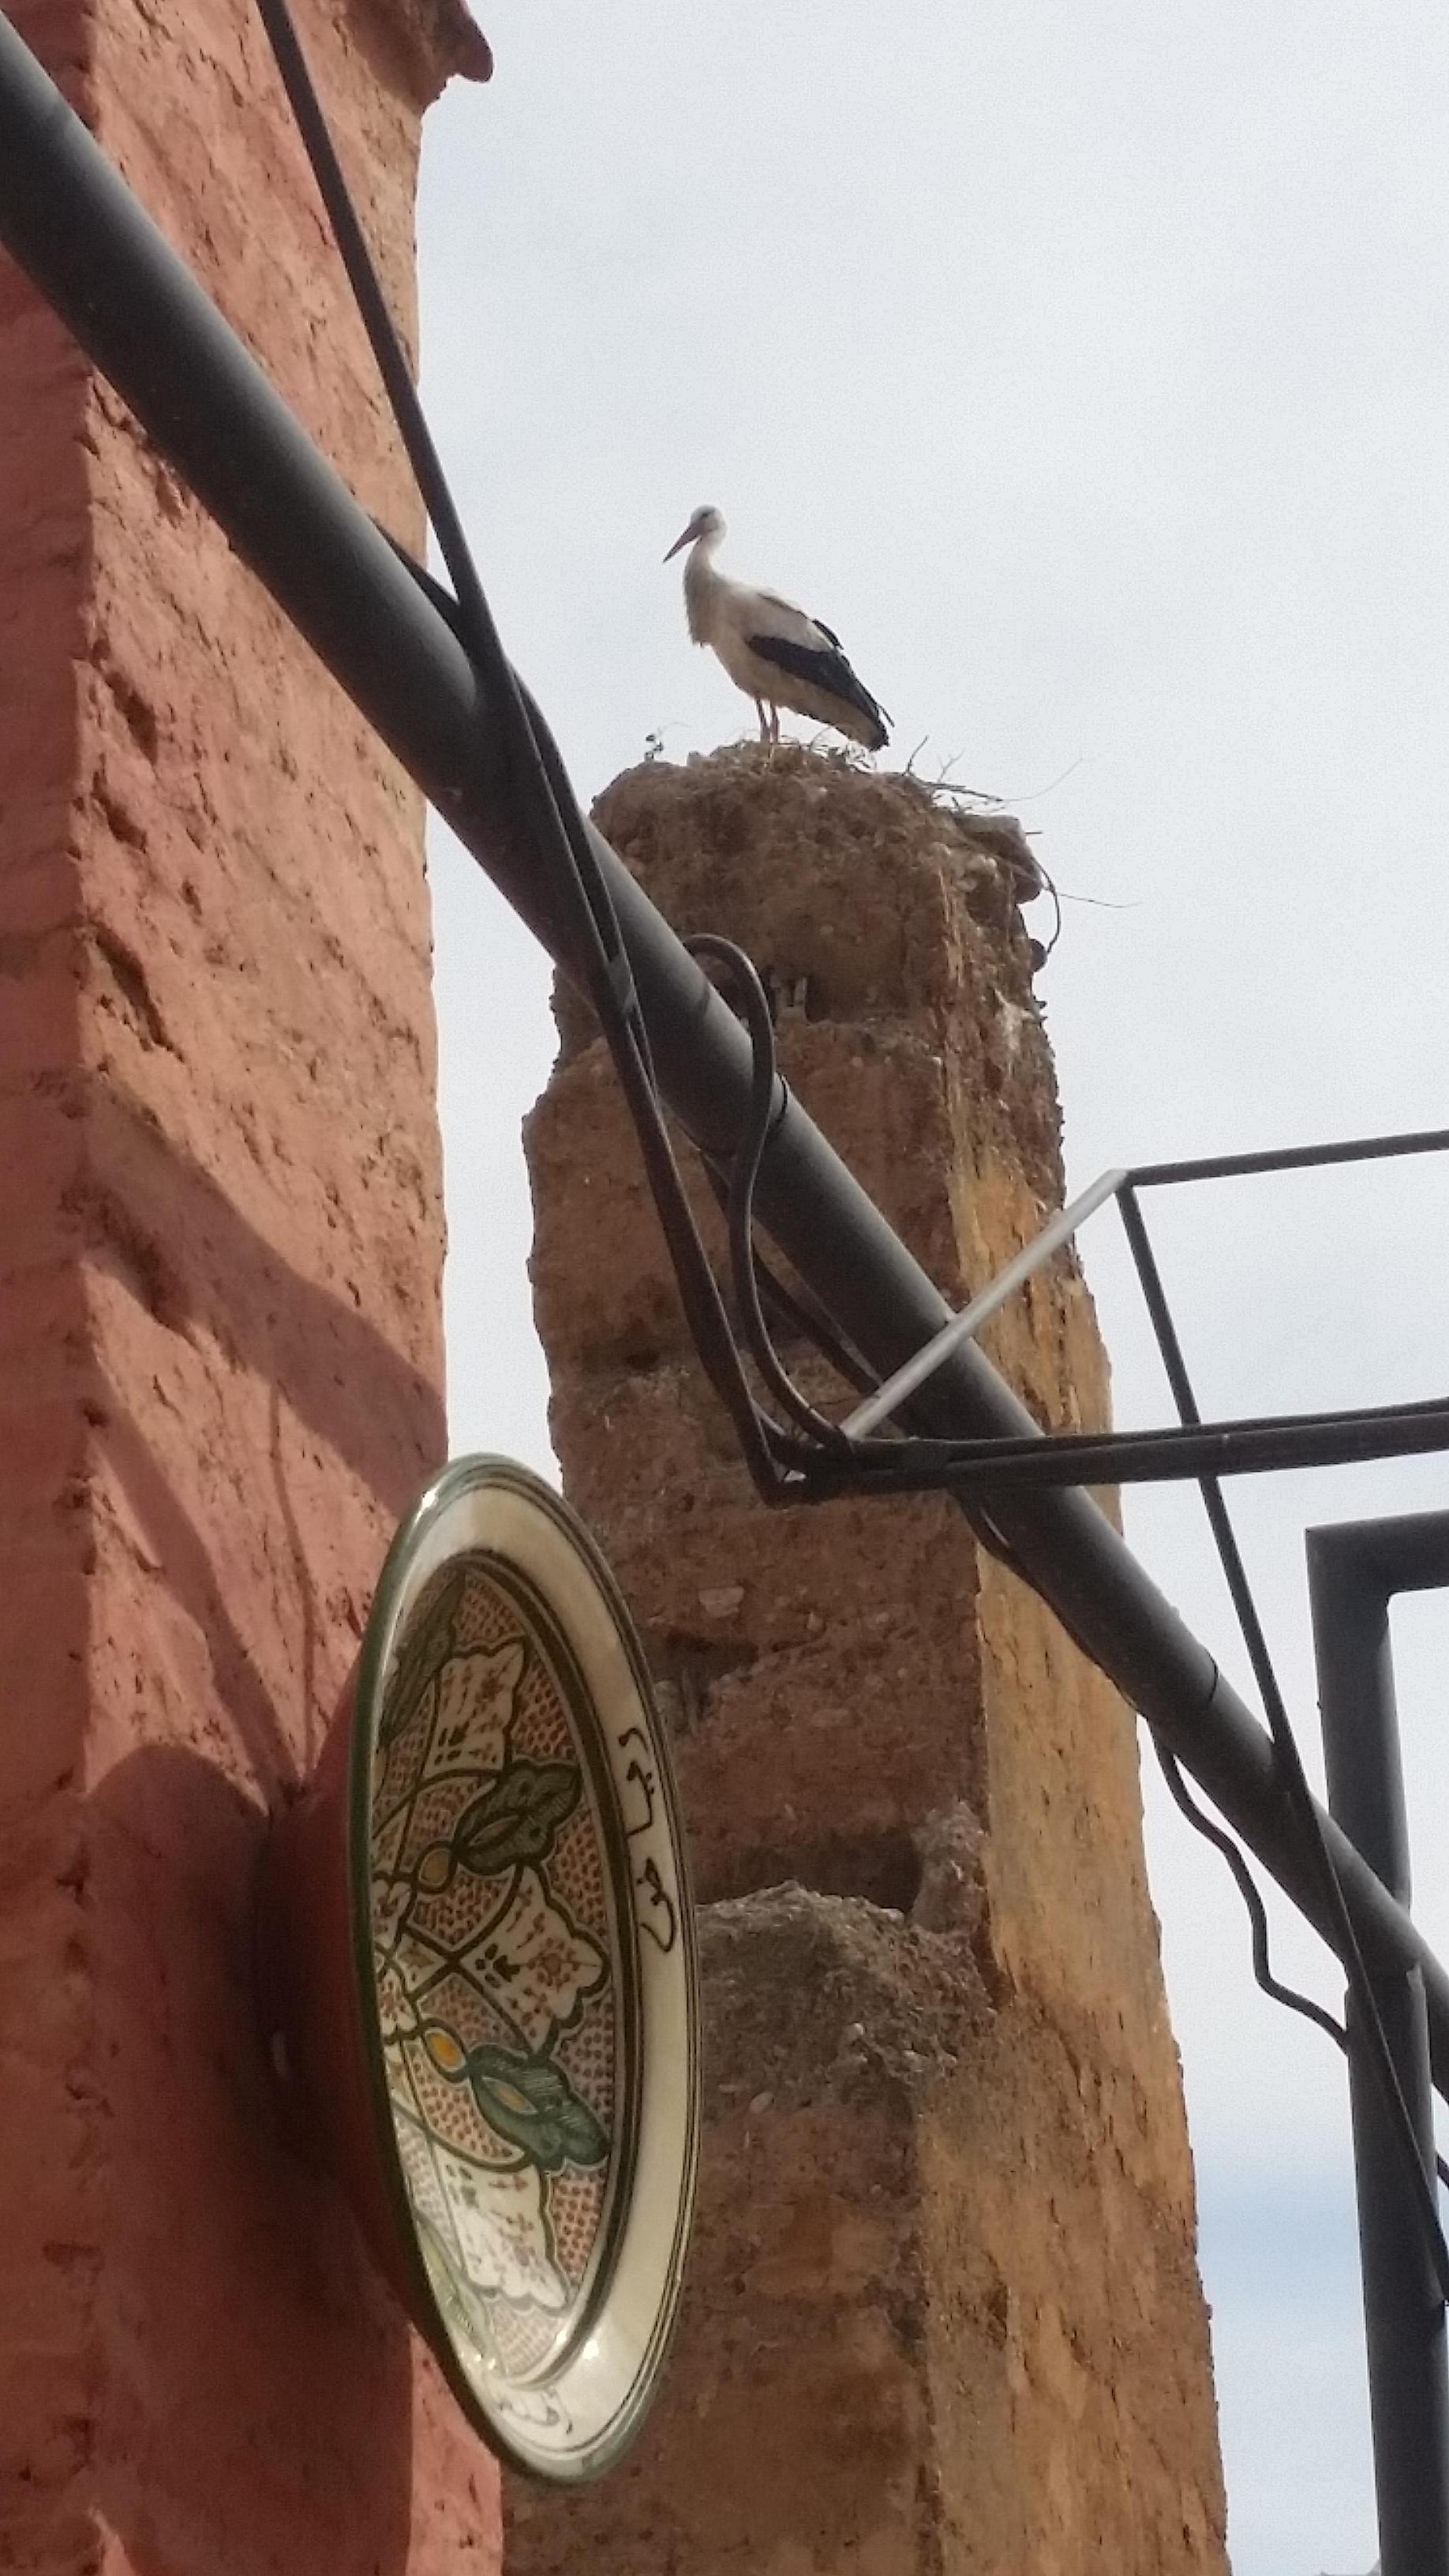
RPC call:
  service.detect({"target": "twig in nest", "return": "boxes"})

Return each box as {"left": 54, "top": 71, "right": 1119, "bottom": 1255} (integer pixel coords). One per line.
{"left": 1057, "top": 889, "right": 1140, "bottom": 911}
{"left": 912, "top": 776, "right": 1005, "bottom": 804}
{"left": 994, "top": 754, "right": 1085, "bottom": 806}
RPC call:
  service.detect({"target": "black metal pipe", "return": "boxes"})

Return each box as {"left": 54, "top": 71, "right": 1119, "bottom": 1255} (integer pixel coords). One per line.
{"left": 1129, "top": 1124, "right": 1449, "bottom": 1189}
{"left": 839, "top": 1396, "right": 1449, "bottom": 1489}
{"left": 6, "top": 13, "right": 1449, "bottom": 2084}
{"left": 1316, "top": 1512, "right": 1449, "bottom": 1596}
{"left": 814, "top": 1400, "right": 1449, "bottom": 1490}
{"left": 1309, "top": 1517, "right": 1449, "bottom": 2576}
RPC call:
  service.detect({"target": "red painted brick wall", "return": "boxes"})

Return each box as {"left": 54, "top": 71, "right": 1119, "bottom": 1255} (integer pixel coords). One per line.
{"left": 0, "top": 5, "right": 500, "bottom": 2568}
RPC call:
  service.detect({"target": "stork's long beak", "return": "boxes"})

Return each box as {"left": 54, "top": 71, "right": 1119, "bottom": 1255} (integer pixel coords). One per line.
{"left": 663, "top": 525, "right": 695, "bottom": 563}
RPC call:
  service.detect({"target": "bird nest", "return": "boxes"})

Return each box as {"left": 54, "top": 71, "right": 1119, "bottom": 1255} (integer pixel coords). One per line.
{"left": 613, "top": 737, "right": 1044, "bottom": 919}
{"left": 567, "top": 736, "right": 1069, "bottom": 1279}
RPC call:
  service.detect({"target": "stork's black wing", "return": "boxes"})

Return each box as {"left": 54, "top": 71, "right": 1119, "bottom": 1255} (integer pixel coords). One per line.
{"left": 744, "top": 629, "right": 891, "bottom": 746}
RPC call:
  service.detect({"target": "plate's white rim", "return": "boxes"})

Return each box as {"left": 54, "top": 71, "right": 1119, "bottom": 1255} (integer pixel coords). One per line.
{"left": 347, "top": 1455, "right": 700, "bottom": 2484}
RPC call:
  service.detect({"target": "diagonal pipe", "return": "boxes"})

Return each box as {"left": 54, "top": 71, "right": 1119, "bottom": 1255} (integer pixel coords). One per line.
{"left": 4, "top": 9, "right": 1447, "bottom": 2086}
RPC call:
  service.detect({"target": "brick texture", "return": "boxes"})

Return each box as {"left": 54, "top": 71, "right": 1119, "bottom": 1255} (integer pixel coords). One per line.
{"left": 0, "top": 4, "right": 498, "bottom": 2570}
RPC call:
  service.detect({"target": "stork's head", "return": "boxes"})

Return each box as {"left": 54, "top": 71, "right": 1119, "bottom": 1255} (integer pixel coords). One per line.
{"left": 664, "top": 504, "right": 724, "bottom": 562}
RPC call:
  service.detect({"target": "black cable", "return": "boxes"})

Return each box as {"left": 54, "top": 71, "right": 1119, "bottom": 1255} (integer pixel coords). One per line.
{"left": 250, "top": 0, "right": 803, "bottom": 1505}
{"left": 1155, "top": 1743, "right": 1449, "bottom": 2193}
{"left": 1118, "top": 1185, "right": 1449, "bottom": 2297}
{"left": 680, "top": 938, "right": 1042, "bottom": 1582}
{"left": 683, "top": 937, "right": 855, "bottom": 1451}
{"left": 1154, "top": 1741, "right": 1350, "bottom": 2053}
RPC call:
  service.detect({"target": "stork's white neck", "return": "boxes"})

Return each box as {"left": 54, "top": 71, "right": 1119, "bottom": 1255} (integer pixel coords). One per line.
{"left": 681, "top": 529, "right": 725, "bottom": 646}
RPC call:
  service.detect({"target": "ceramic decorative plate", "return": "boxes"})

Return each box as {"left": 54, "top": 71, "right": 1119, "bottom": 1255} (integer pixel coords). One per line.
{"left": 349, "top": 1456, "right": 699, "bottom": 2483}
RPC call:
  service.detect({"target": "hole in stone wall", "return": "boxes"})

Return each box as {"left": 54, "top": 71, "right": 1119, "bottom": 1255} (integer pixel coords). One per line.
{"left": 576, "top": 1318, "right": 679, "bottom": 1377}
{"left": 651, "top": 1633, "right": 758, "bottom": 1737}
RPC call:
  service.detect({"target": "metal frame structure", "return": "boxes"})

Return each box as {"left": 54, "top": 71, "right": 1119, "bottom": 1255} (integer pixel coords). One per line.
{"left": 844, "top": 1126, "right": 1449, "bottom": 1451}
{"left": 0, "top": 14, "right": 1446, "bottom": 2559}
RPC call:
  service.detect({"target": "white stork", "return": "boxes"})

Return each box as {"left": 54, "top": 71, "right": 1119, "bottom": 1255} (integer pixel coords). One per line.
{"left": 664, "top": 505, "right": 890, "bottom": 753}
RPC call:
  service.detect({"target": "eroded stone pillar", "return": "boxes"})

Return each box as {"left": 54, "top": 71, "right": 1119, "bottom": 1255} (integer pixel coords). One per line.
{"left": 0, "top": 6, "right": 498, "bottom": 2569}
{"left": 515, "top": 746, "right": 1228, "bottom": 2574}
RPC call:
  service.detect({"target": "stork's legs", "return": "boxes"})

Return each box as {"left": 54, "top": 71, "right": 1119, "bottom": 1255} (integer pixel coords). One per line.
{"left": 753, "top": 697, "right": 769, "bottom": 741}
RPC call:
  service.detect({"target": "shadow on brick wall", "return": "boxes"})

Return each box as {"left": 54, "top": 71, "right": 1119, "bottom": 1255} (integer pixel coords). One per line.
{"left": 88, "top": 1743, "right": 420, "bottom": 2576}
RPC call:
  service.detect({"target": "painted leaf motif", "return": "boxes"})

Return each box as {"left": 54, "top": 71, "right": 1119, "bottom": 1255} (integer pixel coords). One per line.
{"left": 458, "top": 1866, "right": 607, "bottom": 2050}
{"left": 431, "top": 2150, "right": 570, "bottom": 2312}
{"left": 423, "top": 1639, "right": 527, "bottom": 1780}
{"left": 380, "top": 1570, "right": 466, "bottom": 1748}
{"left": 464, "top": 2044, "right": 608, "bottom": 2174}
{"left": 453, "top": 1758, "right": 581, "bottom": 1876}
{"left": 375, "top": 1960, "right": 420, "bottom": 2043}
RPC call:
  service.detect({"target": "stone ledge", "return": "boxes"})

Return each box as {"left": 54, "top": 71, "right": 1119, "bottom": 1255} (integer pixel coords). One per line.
{"left": 351, "top": 0, "right": 492, "bottom": 101}
{"left": 700, "top": 1882, "right": 990, "bottom": 2114}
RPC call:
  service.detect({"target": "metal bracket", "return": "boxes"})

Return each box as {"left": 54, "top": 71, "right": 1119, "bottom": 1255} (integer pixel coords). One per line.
{"left": 839, "top": 1122, "right": 1449, "bottom": 1484}
{"left": 841, "top": 1167, "right": 1127, "bottom": 1437}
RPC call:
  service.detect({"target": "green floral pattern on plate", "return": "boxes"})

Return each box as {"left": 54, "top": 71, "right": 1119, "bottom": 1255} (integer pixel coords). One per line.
{"left": 369, "top": 1554, "right": 623, "bottom": 2382}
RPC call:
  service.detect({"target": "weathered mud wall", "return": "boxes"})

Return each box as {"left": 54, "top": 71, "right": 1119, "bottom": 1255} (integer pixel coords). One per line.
{"left": 515, "top": 744, "right": 1228, "bottom": 2574}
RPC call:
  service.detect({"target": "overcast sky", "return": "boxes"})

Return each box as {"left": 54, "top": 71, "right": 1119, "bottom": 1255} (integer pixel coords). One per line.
{"left": 415, "top": 8, "right": 1449, "bottom": 2567}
